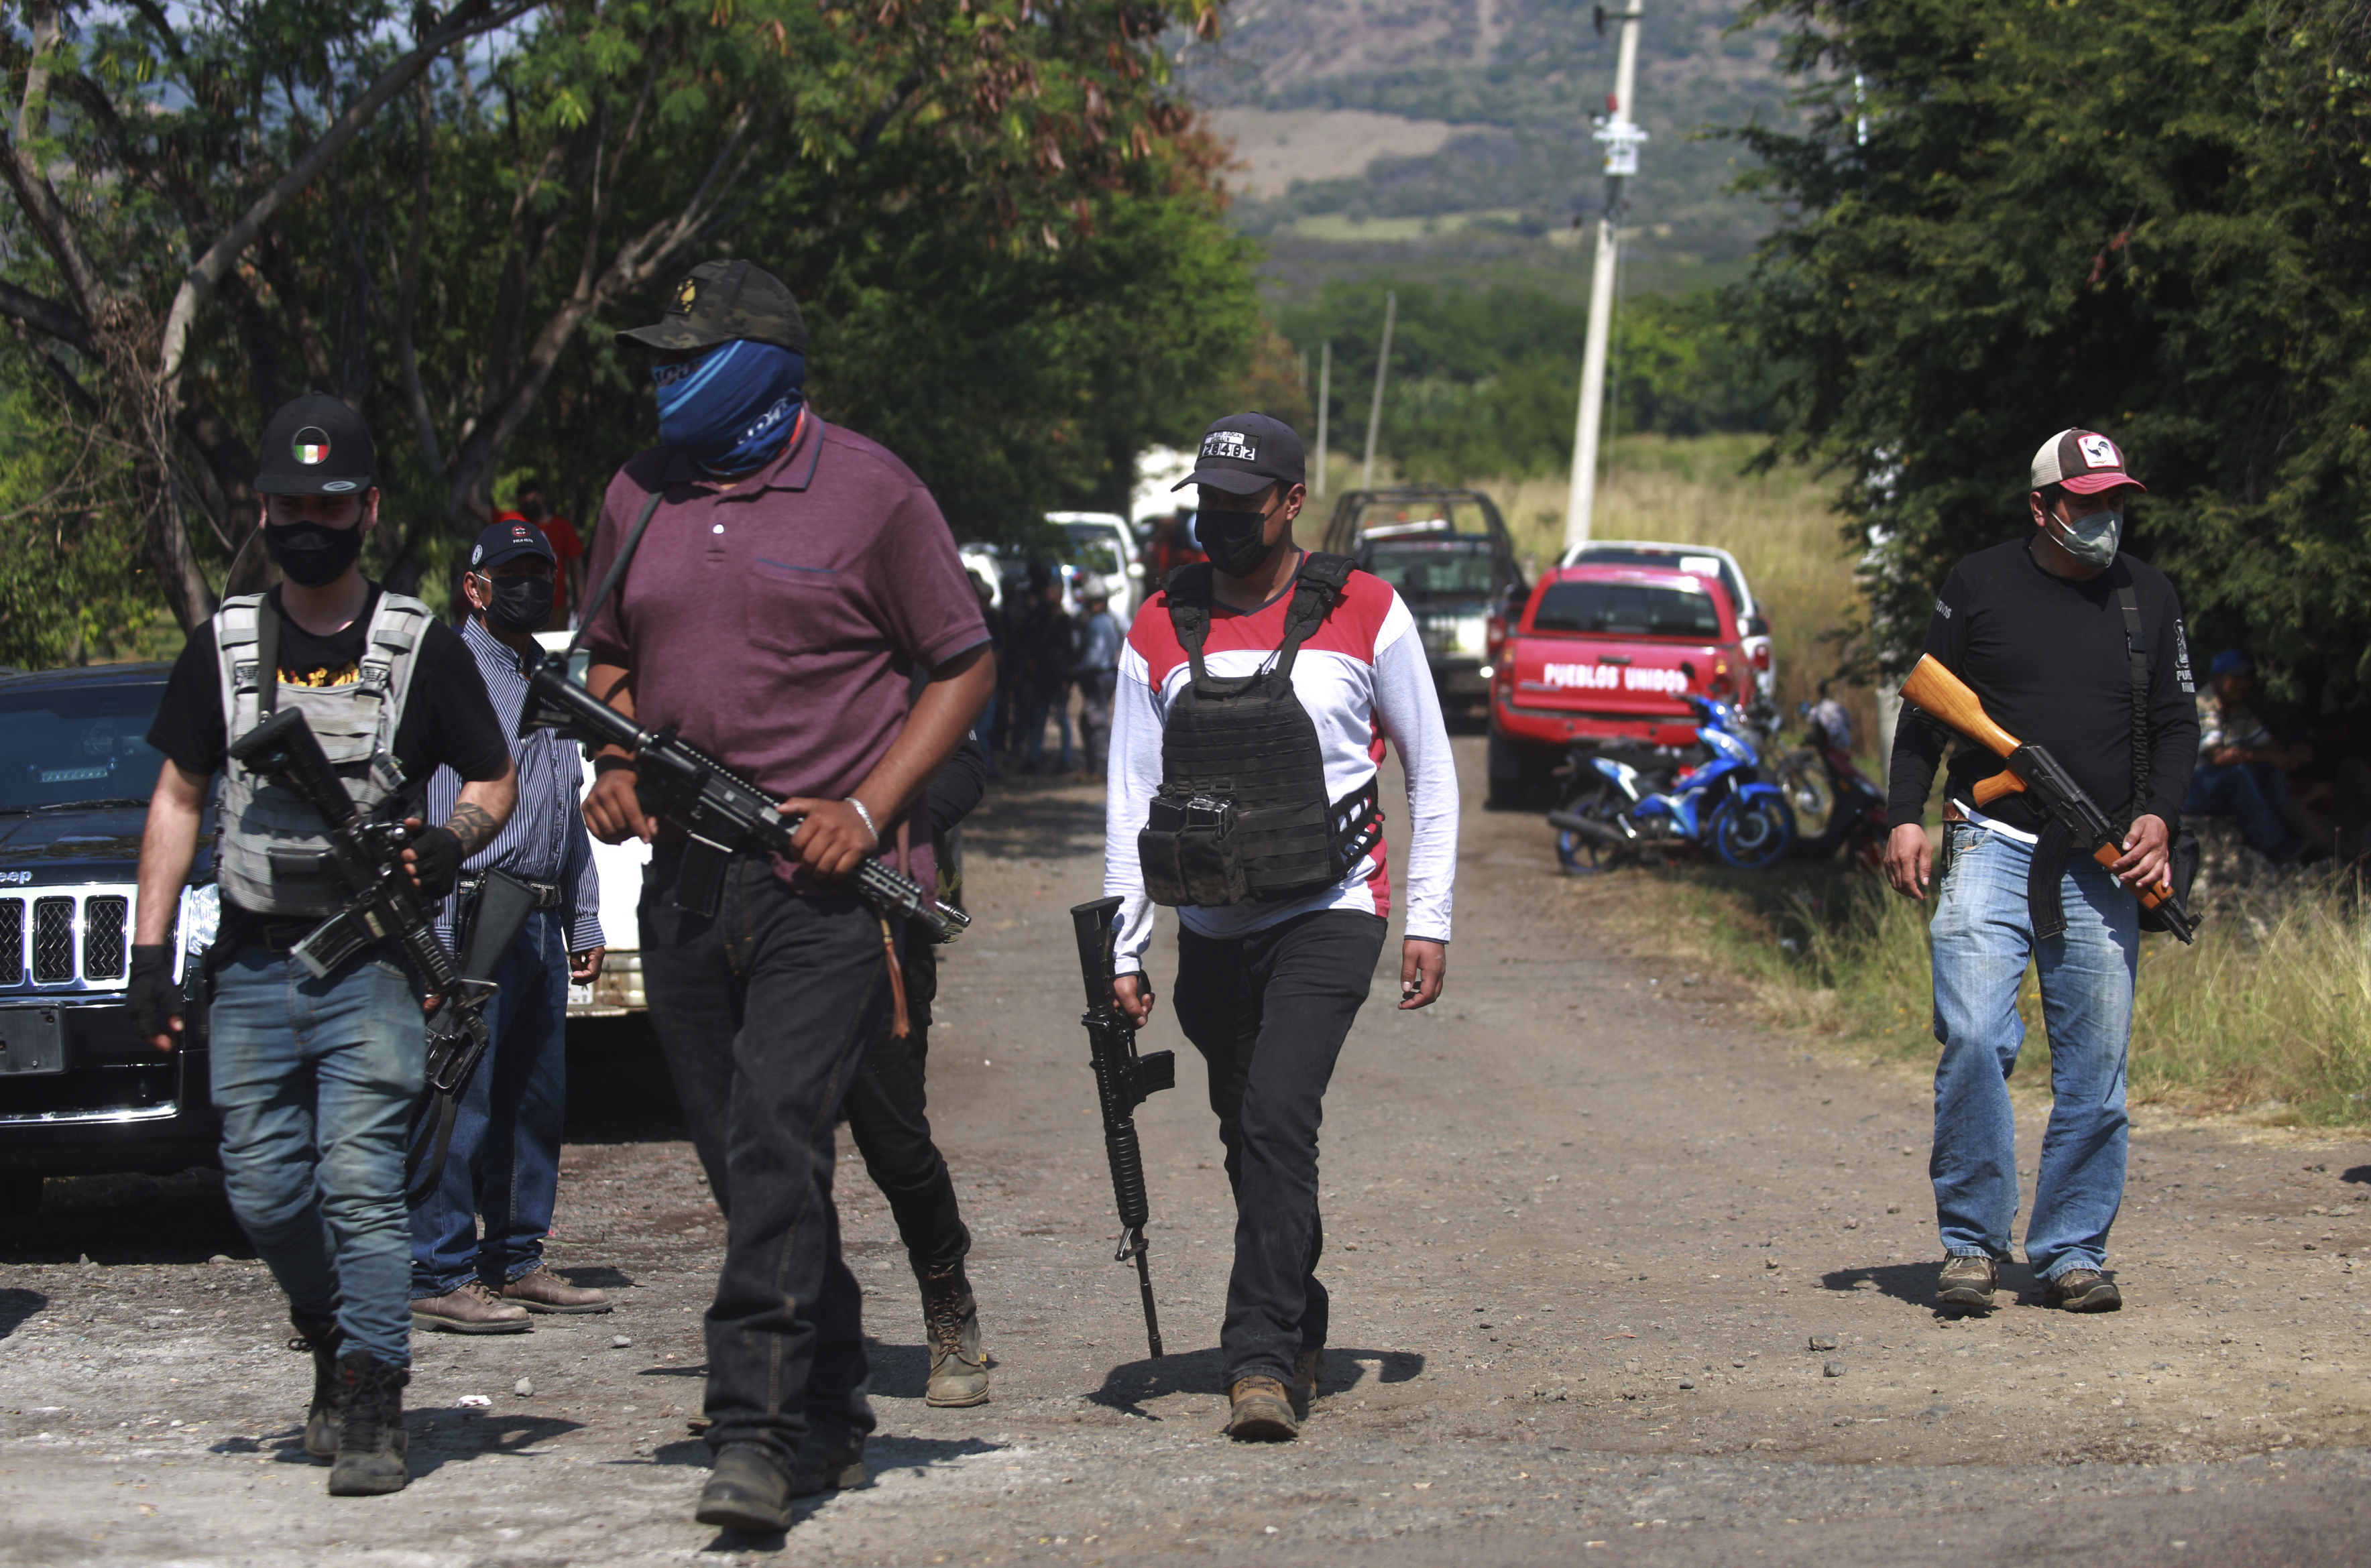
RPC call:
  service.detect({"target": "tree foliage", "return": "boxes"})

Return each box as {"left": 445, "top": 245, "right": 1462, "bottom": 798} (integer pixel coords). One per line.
{"left": 1735, "top": 1, "right": 2371, "bottom": 706}
{"left": 1275, "top": 280, "right": 1772, "bottom": 483}
{"left": 0, "top": 0, "right": 1261, "bottom": 658}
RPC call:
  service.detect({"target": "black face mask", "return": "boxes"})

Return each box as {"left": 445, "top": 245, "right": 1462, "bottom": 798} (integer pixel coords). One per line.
{"left": 483, "top": 575, "right": 555, "bottom": 634}
{"left": 1199, "top": 506, "right": 1285, "bottom": 578}
{"left": 264, "top": 518, "right": 365, "bottom": 587}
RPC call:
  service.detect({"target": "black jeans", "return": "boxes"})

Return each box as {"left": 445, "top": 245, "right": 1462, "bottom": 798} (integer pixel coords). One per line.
{"left": 1173, "top": 908, "right": 1387, "bottom": 1386}
{"left": 638, "top": 843, "right": 890, "bottom": 1468}
{"left": 842, "top": 928, "right": 972, "bottom": 1276}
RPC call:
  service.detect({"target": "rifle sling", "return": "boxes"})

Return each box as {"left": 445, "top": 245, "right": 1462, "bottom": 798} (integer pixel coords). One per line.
{"left": 2016, "top": 581, "right": 2152, "bottom": 941}
{"left": 254, "top": 595, "right": 281, "bottom": 719}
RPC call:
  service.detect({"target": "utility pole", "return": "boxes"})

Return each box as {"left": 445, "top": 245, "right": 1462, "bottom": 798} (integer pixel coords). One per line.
{"left": 1564, "top": 3, "right": 1648, "bottom": 552}
{"left": 1361, "top": 290, "right": 1396, "bottom": 493}
{"left": 1314, "top": 341, "right": 1332, "bottom": 497}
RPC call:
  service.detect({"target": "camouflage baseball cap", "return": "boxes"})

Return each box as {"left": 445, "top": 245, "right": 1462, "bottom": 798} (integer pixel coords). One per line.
{"left": 616, "top": 259, "right": 807, "bottom": 355}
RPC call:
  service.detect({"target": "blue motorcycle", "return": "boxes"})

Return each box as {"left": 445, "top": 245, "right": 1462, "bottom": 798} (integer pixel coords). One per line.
{"left": 1546, "top": 696, "right": 1798, "bottom": 872}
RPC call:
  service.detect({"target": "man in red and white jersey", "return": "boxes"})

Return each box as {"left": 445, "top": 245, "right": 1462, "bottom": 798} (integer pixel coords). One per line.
{"left": 1102, "top": 412, "right": 1458, "bottom": 1442}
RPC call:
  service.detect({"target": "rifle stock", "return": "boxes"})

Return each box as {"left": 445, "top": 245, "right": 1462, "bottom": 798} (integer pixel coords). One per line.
{"left": 1898, "top": 655, "right": 2195, "bottom": 939}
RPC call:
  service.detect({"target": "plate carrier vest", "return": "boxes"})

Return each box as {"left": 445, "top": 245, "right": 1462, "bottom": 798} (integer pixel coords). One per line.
{"left": 213, "top": 591, "right": 432, "bottom": 916}
{"left": 1137, "top": 552, "right": 1385, "bottom": 908}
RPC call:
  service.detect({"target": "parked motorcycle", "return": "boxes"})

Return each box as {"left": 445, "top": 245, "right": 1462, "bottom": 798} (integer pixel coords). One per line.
{"left": 1547, "top": 695, "right": 1798, "bottom": 872}
{"left": 1788, "top": 697, "right": 1889, "bottom": 871}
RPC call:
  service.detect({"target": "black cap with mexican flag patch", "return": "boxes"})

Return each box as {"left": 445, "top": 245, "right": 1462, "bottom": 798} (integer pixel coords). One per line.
{"left": 253, "top": 392, "right": 377, "bottom": 496}
{"left": 2030, "top": 427, "right": 2146, "bottom": 496}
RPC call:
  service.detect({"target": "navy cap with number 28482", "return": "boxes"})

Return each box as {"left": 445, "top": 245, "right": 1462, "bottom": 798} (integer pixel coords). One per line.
{"left": 1175, "top": 412, "right": 1306, "bottom": 497}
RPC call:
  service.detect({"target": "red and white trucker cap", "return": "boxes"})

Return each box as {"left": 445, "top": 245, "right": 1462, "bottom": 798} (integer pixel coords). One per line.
{"left": 2030, "top": 428, "right": 2146, "bottom": 496}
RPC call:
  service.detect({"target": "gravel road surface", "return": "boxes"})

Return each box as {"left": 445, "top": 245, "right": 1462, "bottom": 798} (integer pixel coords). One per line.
{"left": 4, "top": 736, "right": 2368, "bottom": 1565}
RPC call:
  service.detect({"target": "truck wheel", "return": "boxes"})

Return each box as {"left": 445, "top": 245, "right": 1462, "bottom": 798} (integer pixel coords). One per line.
{"left": 1486, "top": 730, "right": 1554, "bottom": 812}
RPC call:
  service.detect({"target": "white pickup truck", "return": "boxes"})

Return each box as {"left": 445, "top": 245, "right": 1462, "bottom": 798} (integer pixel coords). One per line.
{"left": 534, "top": 634, "right": 652, "bottom": 1017}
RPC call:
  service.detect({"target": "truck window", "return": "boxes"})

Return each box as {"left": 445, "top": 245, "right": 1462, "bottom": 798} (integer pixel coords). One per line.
{"left": 0, "top": 684, "right": 168, "bottom": 809}
{"left": 1532, "top": 581, "right": 1720, "bottom": 638}
{"left": 1363, "top": 542, "right": 1497, "bottom": 601}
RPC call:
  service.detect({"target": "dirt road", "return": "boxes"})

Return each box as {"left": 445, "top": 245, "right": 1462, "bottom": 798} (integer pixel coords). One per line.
{"left": 5, "top": 736, "right": 2369, "bottom": 1565}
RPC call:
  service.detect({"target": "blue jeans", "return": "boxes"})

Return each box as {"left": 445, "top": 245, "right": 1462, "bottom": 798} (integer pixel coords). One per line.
{"left": 2185, "top": 762, "right": 2288, "bottom": 851}
{"left": 408, "top": 910, "right": 570, "bottom": 1298}
{"left": 1928, "top": 821, "right": 2137, "bottom": 1280}
{"left": 210, "top": 941, "right": 427, "bottom": 1366}
{"left": 1021, "top": 683, "right": 1073, "bottom": 770}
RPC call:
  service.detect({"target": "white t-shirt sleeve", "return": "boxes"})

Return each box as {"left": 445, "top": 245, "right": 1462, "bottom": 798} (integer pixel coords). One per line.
{"left": 1102, "top": 640, "right": 1164, "bottom": 975}
{"left": 1371, "top": 607, "right": 1458, "bottom": 944}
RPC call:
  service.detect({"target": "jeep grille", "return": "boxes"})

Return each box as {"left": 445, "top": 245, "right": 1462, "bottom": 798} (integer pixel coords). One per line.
{"left": 33, "top": 898, "right": 73, "bottom": 982}
{"left": 0, "top": 886, "right": 141, "bottom": 992}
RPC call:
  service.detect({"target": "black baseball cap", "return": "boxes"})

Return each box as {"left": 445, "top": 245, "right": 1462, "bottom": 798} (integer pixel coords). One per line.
{"left": 469, "top": 519, "right": 558, "bottom": 571}
{"left": 253, "top": 393, "right": 377, "bottom": 496}
{"left": 616, "top": 259, "right": 807, "bottom": 355}
{"left": 1173, "top": 412, "right": 1306, "bottom": 497}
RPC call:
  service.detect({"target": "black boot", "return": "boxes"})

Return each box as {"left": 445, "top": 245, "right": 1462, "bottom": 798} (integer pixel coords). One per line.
{"left": 327, "top": 1351, "right": 410, "bottom": 1496}
{"left": 697, "top": 1442, "right": 793, "bottom": 1532}
{"left": 288, "top": 1313, "right": 343, "bottom": 1461}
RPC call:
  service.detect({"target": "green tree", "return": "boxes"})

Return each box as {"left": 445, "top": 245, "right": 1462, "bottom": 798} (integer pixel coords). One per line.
{"left": 1736, "top": 1, "right": 2371, "bottom": 705}
{"left": 1, "top": 0, "right": 1262, "bottom": 651}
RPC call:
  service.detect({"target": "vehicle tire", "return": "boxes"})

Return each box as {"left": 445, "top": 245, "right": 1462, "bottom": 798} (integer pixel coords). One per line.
{"left": 1487, "top": 729, "right": 1556, "bottom": 812}
{"left": 1711, "top": 794, "right": 1796, "bottom": 870}
{"left": 1774, "top": 749, "right": 1833, "bottom": 827}
{"left": 1552, "top": 785, "right": 1628, "bottom": 876}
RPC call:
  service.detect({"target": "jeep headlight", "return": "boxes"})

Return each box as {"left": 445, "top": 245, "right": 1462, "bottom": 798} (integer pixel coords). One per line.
{"left": 180, "top": 883, "right": 219, "bottom": 957}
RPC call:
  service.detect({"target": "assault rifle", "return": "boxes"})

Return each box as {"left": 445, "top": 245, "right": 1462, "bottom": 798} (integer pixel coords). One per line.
{"left": 1071, "top": 896, "right": 1175, "bottom": 1359}
{"left": 519, "top": 656, "right": 971, "bottom": 939}
{"left": 224, "top": 708, "right": 499, "bottom": 1197}
{"left": 1899, "top": 654, "right": 2197, "bottom": 943}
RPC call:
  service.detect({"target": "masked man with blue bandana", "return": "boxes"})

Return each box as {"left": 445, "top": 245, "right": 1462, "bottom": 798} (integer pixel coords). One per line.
{"left": 574, "top": 260, "right": 994, "bottom": 1532}
{"left": 1884, "top": 429, "right": 2199, "bottom": 1318}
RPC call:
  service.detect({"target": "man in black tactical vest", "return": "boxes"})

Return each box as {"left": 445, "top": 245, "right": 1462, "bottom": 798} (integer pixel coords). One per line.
{"left": 130, "top": 395, "right": 518, "bottom": 1496}
{"left": 1101, "top": 413, "right": 1460, "bottom": 1441}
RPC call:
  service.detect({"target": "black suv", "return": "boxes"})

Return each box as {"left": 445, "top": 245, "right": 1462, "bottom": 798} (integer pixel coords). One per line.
{"left": 0, "top": 664, "right": 217, "bottom": 1212}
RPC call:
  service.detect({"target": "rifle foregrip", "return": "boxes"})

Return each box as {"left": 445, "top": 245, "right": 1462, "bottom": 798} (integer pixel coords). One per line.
{"left": 1102, "top": 1118, "right": 1151, "bottom": 1231}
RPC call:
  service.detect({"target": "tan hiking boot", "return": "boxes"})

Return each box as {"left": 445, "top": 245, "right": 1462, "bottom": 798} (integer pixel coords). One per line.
{"left": 500, "top": 1264, "right": 612, "bottom": 1315}
{"left": 411, "top": 1280, "right": 531, "bottom": 1335}
{"left": 920, "top": 1264, "right": 989, "bottom": 1408}
{"left": 1934, "top": 1254, "right": 1998, "bottom": 1311}
{"left": 2044, "top": 1268, "right": 2122, "bottom": 1313}
{"left": 1291, "top": 1349, "right": 1324, "bottom": 1411}
{"left": 1226, "top": 1376, "right": 1298, "bottom": 1442}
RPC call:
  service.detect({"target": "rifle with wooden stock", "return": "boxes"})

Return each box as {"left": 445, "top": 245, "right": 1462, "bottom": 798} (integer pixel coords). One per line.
{"left": 1898, "top": 654, "right": 2197, "bottom": 943}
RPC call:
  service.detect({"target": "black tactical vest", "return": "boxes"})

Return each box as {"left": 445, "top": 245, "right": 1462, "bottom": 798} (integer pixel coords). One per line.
{"left": 1137, "top": 552, "right": 1385, "bottom": 908}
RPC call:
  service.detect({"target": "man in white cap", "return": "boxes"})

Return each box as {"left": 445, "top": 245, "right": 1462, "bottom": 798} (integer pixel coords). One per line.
{"left": 1882, "top": 428, "right": 2198, "bottom": 1316}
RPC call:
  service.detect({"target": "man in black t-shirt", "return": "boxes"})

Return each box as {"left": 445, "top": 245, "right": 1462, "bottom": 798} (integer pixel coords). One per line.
{"left": 1884, "top": 429, "right": 2198, "bottom": 1318}
{"left": 129, "top": 395, "right": 515, "bottom": 1498}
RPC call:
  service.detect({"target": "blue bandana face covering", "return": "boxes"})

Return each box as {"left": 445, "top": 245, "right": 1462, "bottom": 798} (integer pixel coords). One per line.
{"left": 652, "top": 341, "right": 807, "bottom": 473}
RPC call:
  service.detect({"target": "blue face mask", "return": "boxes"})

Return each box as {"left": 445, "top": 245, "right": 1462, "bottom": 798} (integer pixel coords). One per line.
{"left": 652, "top": 341, "right": 807, "bottom": 473}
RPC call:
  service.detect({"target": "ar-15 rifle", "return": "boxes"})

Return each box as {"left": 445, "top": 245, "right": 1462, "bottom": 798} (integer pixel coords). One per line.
{"left": 224, "top": 708, "right": 500, "bottom": 1197}
{"left": 518, "top": 657, "right": 970, "bottom": 940}
{"left": 1899, "top": 654, "right": 2197, "bottom": 943}
{"left": 1071, "top": 896, "right": 1175, "bottom": 1359}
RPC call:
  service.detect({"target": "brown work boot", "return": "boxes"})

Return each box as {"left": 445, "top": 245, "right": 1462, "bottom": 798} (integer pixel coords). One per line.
{"left": 411, "top": 1280, "right": 532, "bottom": 1335}
{"left": 919, "top": 1264, "right": 989, "bottom": 1408}
{"left": 1934, "top": 1254, "right": 1998, "bottom": 1312}
{"left": 1291, "top": 1348, "right": 1324, "bottom": 1412}
{"left": 1226, "top": 1376, "right": 1298, "bottom": 1442}
{"left": 2044, "top": 1268, "right": 2123, "bottom": 1313}
{"left": 500, "top": 1264, "right": 612, "bottom": 1315}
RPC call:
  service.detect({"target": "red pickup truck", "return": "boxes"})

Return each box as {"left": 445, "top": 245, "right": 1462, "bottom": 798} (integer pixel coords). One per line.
{"left": 1485, "top": 564, "right": 1752, "bottom": 809}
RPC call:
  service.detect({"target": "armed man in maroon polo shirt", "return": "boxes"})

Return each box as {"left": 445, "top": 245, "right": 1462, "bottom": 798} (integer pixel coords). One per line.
{"left": 577, "top": 261, "right": 994, "bottom": 1532}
